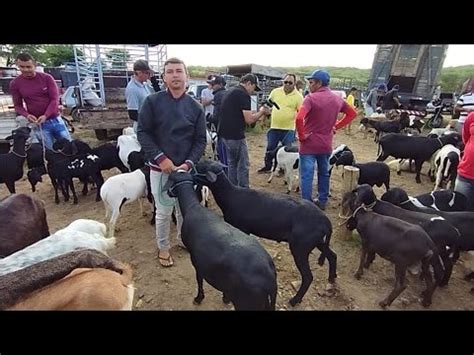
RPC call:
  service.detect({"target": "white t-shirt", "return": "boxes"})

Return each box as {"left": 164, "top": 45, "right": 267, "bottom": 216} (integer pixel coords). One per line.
{"left": 456, "top": 92, "right": 474, "bottom": 124}
{"left": 201, "top": 87, "right": 214, "bottom": 116}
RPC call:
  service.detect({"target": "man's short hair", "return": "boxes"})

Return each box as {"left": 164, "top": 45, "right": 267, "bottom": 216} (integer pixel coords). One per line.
{"left": 240, "top": 73, "right": 262, "bottom": 91}
{"left": 350, "top": 87, "right": 357, "bottom": 92}
{"left": 133, "top": 59, "right": 151, "bottom": 72}
{"left": 163, "top": 57, "right": 187, "bottom": 73}
{"left": 16, "top": 52, "right": 34, "bottom": 62}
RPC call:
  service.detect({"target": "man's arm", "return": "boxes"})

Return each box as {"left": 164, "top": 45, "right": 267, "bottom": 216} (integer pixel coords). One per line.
{"left": 185, "top": 108, "right": 207, "bottom": 169}
{"left": 295, "top": 106, "right": 309, "bottom": 141}
{"left": 335, "top": 101, "right": 358, "bottom": 130}
{"left": 201, "top": 89, "right": 213, "bottom": 107}
{"left": 463, "top": 112, "right": 474, "bottom": 144}
{"left": 9, "top": 80, "right": 29, "bottom": 117}
{"left": 243, "top": 107, "right": 267, "bottom": 124}
{"left": 137, "top": 97, "right": 169, "bottom": 169}
{"left": 43, "top": 74, "right": 60, "bottom": 119}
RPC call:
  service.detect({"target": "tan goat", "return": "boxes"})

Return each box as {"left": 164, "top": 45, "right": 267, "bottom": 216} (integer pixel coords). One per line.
{"left": 9, "top": 264, "right": 134, "bottom": 310}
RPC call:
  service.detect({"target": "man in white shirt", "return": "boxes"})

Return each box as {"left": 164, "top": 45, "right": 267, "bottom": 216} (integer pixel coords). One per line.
{"left": 201, "top": 75, "right": 214, "bottom": 128}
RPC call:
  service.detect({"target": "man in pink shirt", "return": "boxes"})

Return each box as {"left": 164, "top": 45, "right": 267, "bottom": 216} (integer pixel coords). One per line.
{"left": 295, "top": 70, "right": 357, "bottom": 210}
{"left": 455, "top": 111, "right": 474, "bottom": 211}
{"left": 9, "top": 52, "right": 71, "bottom": 150}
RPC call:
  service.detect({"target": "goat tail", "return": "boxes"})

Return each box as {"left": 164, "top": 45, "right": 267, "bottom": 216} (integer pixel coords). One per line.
{"left": 430, "top": 251, "right": 445, "bottom": 286}
{"left": 318, "top": 230, "right": 333, "bottom": 266}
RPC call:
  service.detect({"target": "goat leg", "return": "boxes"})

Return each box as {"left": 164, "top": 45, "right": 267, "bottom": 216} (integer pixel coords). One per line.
{"left": 379, "top": 264, "right": 407, "bottom": 308}
{"left": 415, "top": 160, "right": 423, "bottom": 184}
{"left": 68, "top": 178, "right": 78, "bottom": 205}
{"left": 355, "top": 247, "right": 368, "bottom": 279}
{"left": 193, "top": 271, "right": 205, "bottom": 305}
{"left": 289, "top": 246, "right": 313, "bottom": 306}
{"left": 420, "top": 257, "right": 435, "bottom": 307}
{"left": 364, "top": 250, "right": 376, "bottom": 269}
{"left": 5, "top": 181, "right": 16, "bottom": 194}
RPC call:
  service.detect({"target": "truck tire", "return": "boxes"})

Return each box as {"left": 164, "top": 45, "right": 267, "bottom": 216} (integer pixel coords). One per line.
{"left": 95, "top": 129, "right": 108, "bottom": 140}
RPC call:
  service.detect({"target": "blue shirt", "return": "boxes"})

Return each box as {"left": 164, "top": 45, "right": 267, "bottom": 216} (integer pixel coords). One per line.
{"left": 125, "top": 77, "right": 154, "bottom": 111}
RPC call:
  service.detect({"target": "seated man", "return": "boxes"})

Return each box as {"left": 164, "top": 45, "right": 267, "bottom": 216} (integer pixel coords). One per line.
{"left": 9, "top": 52, "right": 71, "bottom": 150}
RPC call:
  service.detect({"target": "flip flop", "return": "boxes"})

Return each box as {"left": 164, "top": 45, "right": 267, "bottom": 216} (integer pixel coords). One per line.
{"left": 158, "top": 254, "right": 174, "bottom": 267}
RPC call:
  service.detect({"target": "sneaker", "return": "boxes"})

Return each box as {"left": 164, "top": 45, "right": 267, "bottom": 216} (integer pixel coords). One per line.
{"left": 313, "top": 200, "right": 327, "bottom": 211}
{"left": 257, "top": 167, "right": 272, "bottom": 174}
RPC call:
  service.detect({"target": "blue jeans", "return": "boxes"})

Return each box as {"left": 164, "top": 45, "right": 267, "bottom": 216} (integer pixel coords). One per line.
{"left": 263, "top": 129, "right": 296, "bottom": 168}
{"left": 300, "top": 153, "right": 330, "bottom": 204}
{"left": 454, "top": 174, "right": 474, "bottom": 211}
{"left": 34, "top": 116, "right": 72, "bottom": 150}
{"left": 222, "top": 138, "right": 249, "bottom": 188}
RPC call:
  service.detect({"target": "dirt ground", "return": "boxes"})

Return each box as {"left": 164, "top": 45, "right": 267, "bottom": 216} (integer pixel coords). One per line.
{"left": 3, "top": 120, "right": 474, "bottom": 311}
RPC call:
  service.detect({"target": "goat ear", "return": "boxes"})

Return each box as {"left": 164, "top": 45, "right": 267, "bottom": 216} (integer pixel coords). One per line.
{"left": 5, "top": 135, "right": 12, "bottom": 141}
{"left": 206, "top": 171, "right": 217, "bottom": 183}
{"left": 71, "top": 141, "right": 78, "bottom": 155}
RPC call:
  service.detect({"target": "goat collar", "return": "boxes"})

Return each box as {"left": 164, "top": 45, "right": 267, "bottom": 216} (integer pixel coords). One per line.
{"left": 338, "top": 201, "right": 376, "bottom": 226}
{"left": 10, "top": 150, "right": 27, "bottom": 158}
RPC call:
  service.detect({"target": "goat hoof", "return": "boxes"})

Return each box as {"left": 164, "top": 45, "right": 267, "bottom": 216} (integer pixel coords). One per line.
{"left": 378, "top": 300, "right": 389, "bottom": 309}
{"left": 193, "top": 296, "right": 204, "bottom": 305}
{"left": 421, "top": 298, "right": 432, "bottom": 308}
{"left": 416, "top": 179, "right": 421, "bottom": 184}
{"left": 396, "top": 171, "right": 401, "bottom": 176}
{"left": 286, "top": 190, "right": 290, "bottom": 194}
{"left": 354, "top": 272, "right": 362, "bottom": 280}
{"left": 288, "top": 297, "right": 301, "bottom": 307}
{"left": 73, "top": 200, "right": 78, "bottom": 205}
{"left": 55, "top": 199, "right": 60, "bottom": 204}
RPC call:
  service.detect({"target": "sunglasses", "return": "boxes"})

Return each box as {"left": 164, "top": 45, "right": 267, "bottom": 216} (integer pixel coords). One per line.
{"left": 284, "top": 81, "right": 294, "bottom": 85}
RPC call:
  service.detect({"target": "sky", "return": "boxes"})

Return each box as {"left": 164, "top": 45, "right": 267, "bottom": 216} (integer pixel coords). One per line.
{"left": 166, "top": 45, "right": 474, "bottom": 69}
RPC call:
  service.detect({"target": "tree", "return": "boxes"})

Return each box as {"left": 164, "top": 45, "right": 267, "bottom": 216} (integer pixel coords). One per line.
{"left": 43, "top": 45, "right": 78, "bottom": 67}
{"left": 105, "top": 49, "right": 130, "bottom": 69}
{"left": 0, "top": 44, "right": 47, "bottom": 66}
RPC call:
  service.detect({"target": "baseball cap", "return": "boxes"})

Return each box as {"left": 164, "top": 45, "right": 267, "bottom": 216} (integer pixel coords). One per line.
{"left": 240, "top": 73, "right": 262, "bottom": 91}
{"left": 133, "top": 59, "right": 151, "bottom": 72}
{"left": 207, "top": 75, "right": 226, "bottom": 86}
{"left": 377, "top": 83, "right": 387, "bottom": 91}
{"left": 305, "top": 70, "right": 330, "bottom": 86}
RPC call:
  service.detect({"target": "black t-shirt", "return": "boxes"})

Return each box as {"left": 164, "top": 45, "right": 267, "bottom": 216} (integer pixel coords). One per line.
{"left": 218, "top": 85, "right": 251, "bottom": 140}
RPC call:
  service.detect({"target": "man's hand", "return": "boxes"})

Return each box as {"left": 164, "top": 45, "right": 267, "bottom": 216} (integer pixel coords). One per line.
{"left": 159, "top": 158, "right": 175, "bottom": 174}
{"left": 36, "top": 115, "right": 47, "bottom": 124}
{"left": 174, "top": 163, "right": 190, "bottom": 172}
{"left": 27, "top": 114, "right": 37, "bottom": 123}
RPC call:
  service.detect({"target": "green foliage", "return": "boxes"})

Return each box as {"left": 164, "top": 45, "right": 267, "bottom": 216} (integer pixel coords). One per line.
{"left": 439, "top": 65, "right": 474, "bottom": 92}
{"left": 105, "top": 49, "right": 130, "bottom": 68}
{"left": 188, "top": 66, "right": 226, "bottom": 78}
{"left": 0, "top": 44, "right": 47, "bottom": 66}
{"left": 42, "top": 45, "right": 77, "bottom": 66}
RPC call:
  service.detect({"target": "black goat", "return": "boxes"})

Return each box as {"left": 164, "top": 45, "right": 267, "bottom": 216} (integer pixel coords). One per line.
{"left": 0, "top": 127, "right": 31, "bottom": 193}
{"left": 164, "top": 171, "right": 277, "bottom": 310}
{"left": 377, "top": 133, "right": 462, "bottom": 183}
{"left": 342, "top": 188, "right": 444, "bottom": 308}
{"left": 194, "top": 159, "right": 336, "bottom": 306}
{"left": 334, "top": 150, "right": 390, "bottom": 191}
{"left": 381, "top": 187, "right": 468, "bottom": 212}
{"left": 345, "top": 185, "right": 460, "bottom": 286}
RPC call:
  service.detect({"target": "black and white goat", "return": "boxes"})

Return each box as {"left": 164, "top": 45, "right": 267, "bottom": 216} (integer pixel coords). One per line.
{"left": 267, "top": 145, "right": 299, "bottom": 194}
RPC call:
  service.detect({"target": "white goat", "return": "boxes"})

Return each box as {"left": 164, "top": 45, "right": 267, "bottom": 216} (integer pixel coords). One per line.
{"left": 117, "top": 134, "right": 141, "bottom": 170}
{"left": 100, "top": 169, "right": 148, "bottom": 237}
{"left": 267, "top": 146, "right": 299, "bottom": 194}
{"left": 429, "top": 122, "right": 457, "bottom": 137}
{"left": 0, "top": 219, "right": 115, "bottom": 276}
{"left": 432, "top": 144, "right": 461, "bottom": 190}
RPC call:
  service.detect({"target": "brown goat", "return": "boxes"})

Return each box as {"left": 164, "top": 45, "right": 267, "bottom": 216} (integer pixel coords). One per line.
{"left": 0, "top": 193, "right": 50, "bottom": 257}
{"left": 0, "top": 249, "right": 124, "bottom": 310}
{"left": 9, "top": 263, "right": 134, "bottom": 310}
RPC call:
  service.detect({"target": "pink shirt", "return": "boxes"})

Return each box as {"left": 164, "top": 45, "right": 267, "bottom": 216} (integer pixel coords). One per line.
{"left": 10, "top": 72, "right": 60, "bottom": 119}
{"left": 458, "top": 112, "right": 474, "bottom": 180}
{"left": 299, "top": 87, "right": 350, "bottom": 154}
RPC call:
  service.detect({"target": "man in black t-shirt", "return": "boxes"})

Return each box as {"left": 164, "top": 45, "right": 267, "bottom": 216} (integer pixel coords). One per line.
{"left": 218, "top": 73, "right": 269, "bottom": 187}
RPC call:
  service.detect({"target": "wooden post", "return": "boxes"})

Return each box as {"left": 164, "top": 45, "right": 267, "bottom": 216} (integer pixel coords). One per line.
{"left": 340, "top": 165, "right": 360, "bottom": 240}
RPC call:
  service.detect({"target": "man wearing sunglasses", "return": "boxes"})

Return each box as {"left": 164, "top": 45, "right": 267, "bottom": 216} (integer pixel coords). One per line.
{"left": 257, "top": 74, "right": 303, "bottom": 173}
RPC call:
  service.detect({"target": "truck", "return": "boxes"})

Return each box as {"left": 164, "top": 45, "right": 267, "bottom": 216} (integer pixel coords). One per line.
{"left": 69, "top": 44, "right": 167, "bottom": 140}
{"left": 367, "top": 45, "right": 448, "bottom": 110}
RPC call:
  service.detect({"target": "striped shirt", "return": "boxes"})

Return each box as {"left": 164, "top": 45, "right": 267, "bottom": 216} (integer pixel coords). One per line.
{"left": 456, "top": 92, "right": 474, "bottom": 124}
